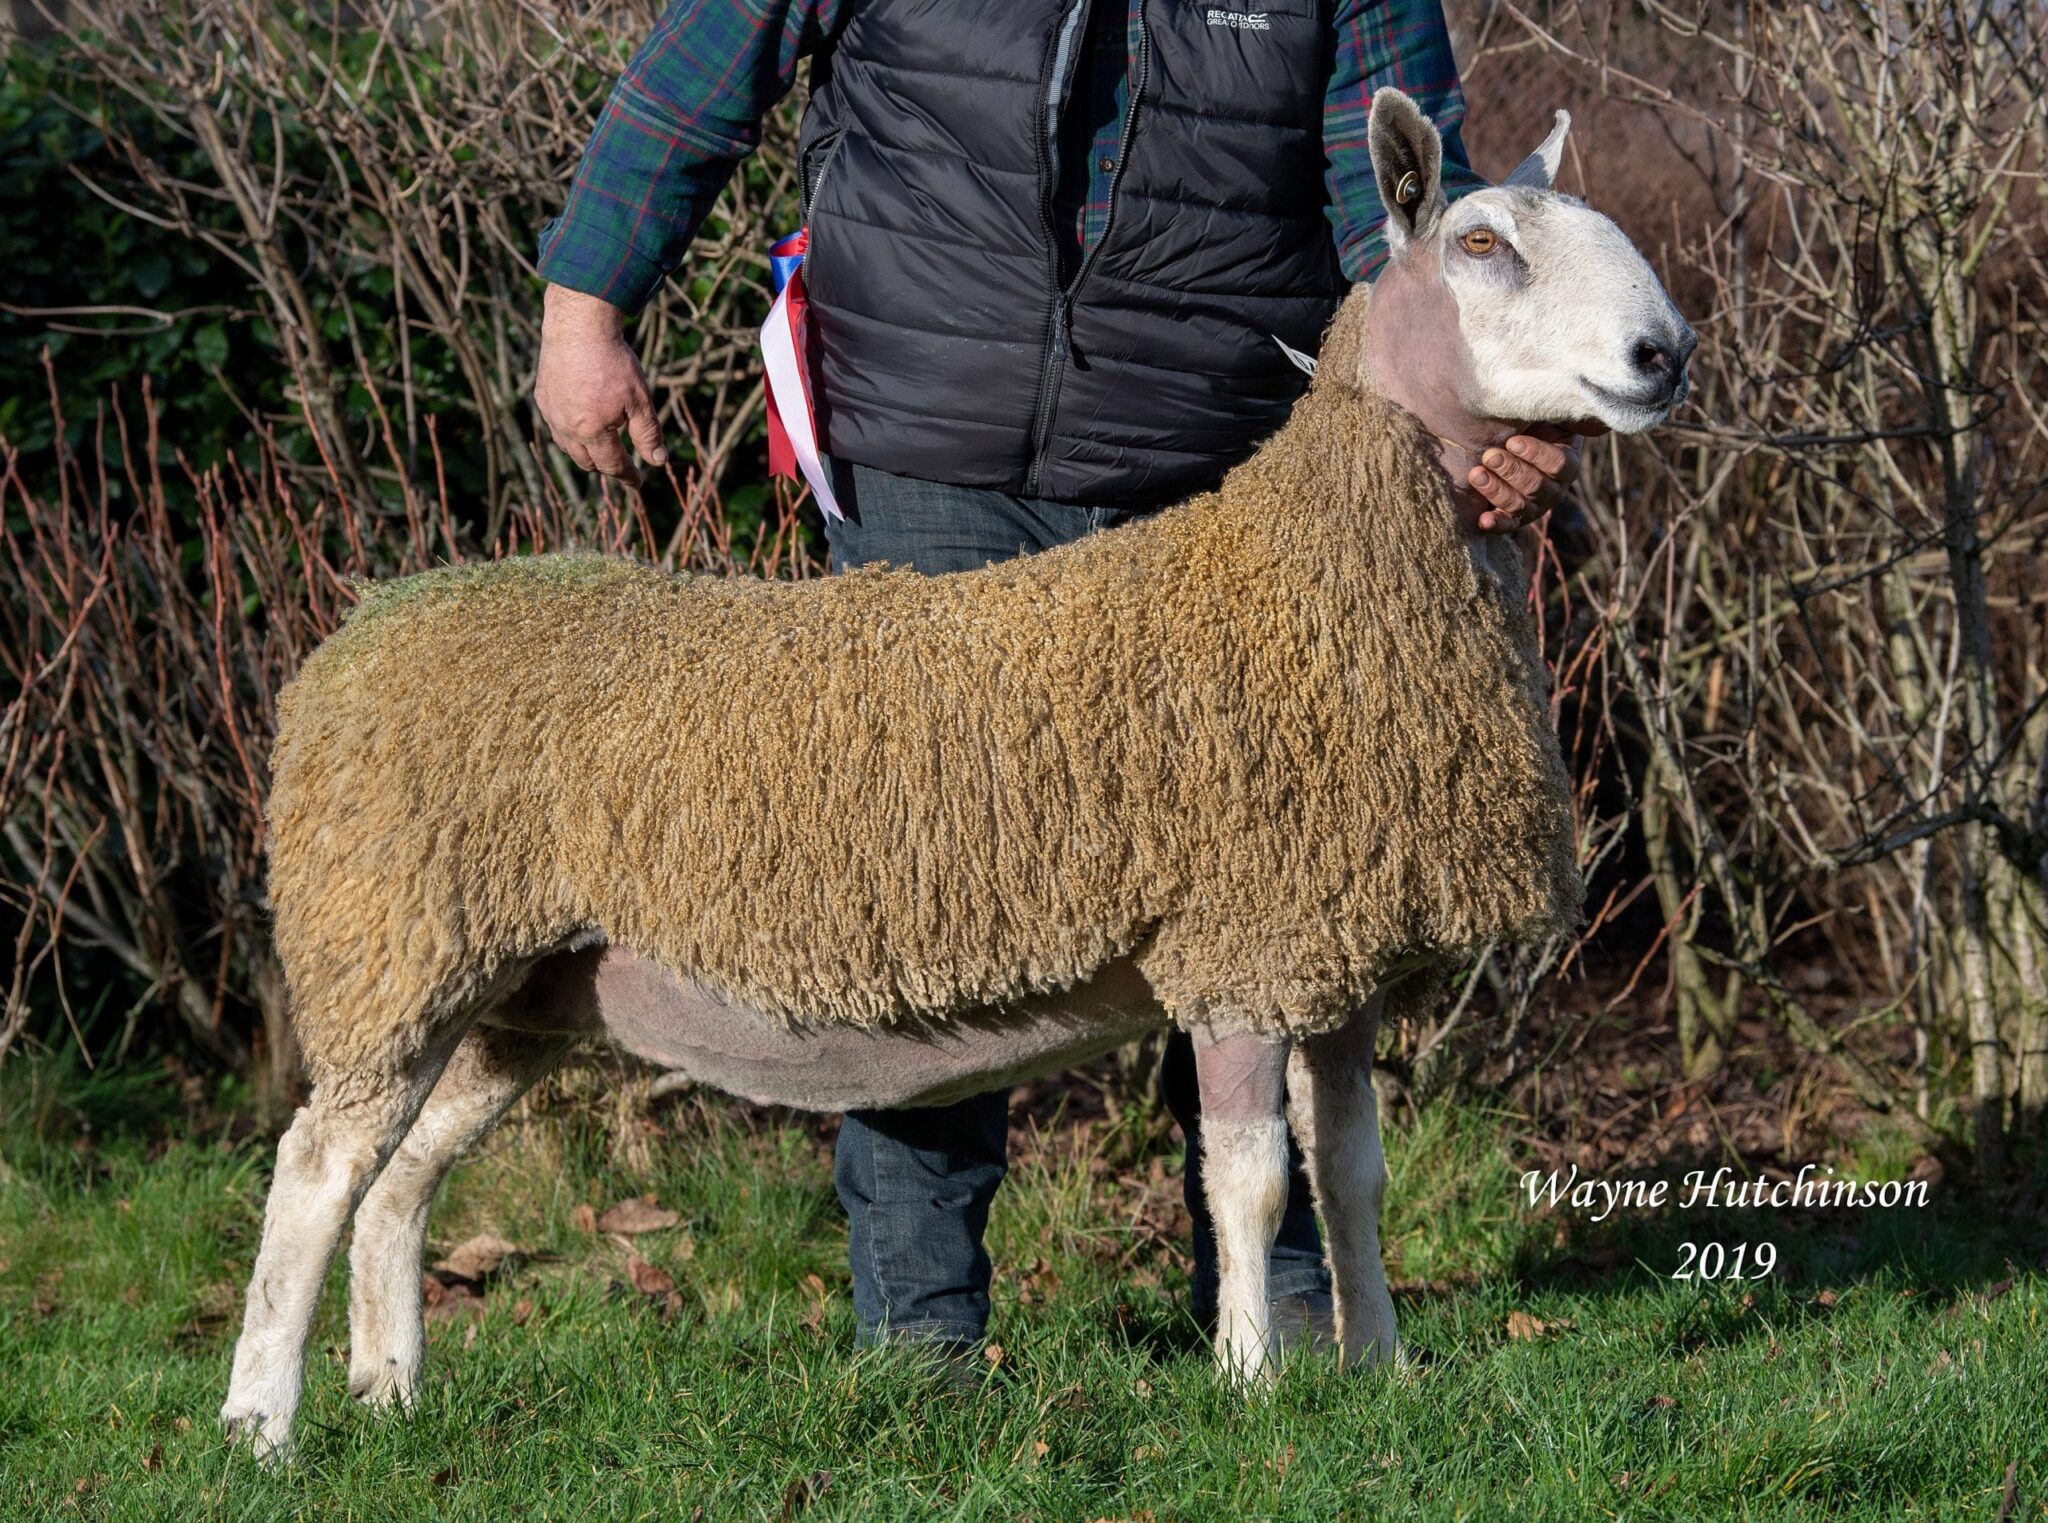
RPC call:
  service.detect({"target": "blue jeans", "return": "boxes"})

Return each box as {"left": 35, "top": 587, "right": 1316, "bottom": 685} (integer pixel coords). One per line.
{"left": 825, "top": 460, "right": 1329, "bottom": 1347}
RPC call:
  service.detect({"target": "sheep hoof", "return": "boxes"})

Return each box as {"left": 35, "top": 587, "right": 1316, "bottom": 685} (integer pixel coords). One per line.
{"left": 346, "top": 1357, "right": 416, "bottom": 1411}
{"left": 220, "top": 1405, "right": 294, "bottom": 1466}
{"left": 1230, "top": 1358, "right": 1280, "bottom": 1393}
{"left": 1212, "top": 1341, "right": 1279, "bottom": 1390}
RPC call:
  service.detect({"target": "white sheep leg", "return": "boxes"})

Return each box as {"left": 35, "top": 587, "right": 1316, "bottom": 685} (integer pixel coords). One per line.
{"left": 1289, "top": 996, "right": 1398, "bottom": 1366}
{"left": 1191, "top": 1028, "right": 1291, "bottom": 1385}
{"left": 347, "top": 1024, "right": 573, "bottom": 1410}
{"left": 221, "top": 1047, "right": 454, "bottom": 1462}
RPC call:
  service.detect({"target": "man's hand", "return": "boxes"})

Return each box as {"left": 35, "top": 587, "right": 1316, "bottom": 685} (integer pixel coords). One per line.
{"left": 535, "top": 284, "right": 668, "bottom": 485}
{"left": 1466, "top": 421, "right": 1608, "bottom": 534}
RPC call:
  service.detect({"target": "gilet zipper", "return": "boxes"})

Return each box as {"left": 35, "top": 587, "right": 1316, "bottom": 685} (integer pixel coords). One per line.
{"left": 1023, "top": 0, "right": 1150, "bottom": 497}
{"left": 799, "top": 130, "right": 849, "bottom": 273}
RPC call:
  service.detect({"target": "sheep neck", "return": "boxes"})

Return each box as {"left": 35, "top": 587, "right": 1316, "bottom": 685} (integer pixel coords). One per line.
{"left": 1192, "top": 362, "right": 1476, "bottom": 605}
{"left": 1355, "top": 258, "right": 1529, "bottom": 534}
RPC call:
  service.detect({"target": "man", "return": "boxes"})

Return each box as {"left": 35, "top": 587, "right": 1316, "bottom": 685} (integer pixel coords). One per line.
{"left": 535, "top": 0, "right": 1581, "bottom": 1359}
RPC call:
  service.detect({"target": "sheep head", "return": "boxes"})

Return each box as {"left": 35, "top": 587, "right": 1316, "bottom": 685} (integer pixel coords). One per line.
{"left": 1353, "top": 88, "right": 1696, "bottom": 440}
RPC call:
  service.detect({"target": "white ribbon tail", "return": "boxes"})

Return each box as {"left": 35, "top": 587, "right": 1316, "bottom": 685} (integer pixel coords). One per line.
{"left": 1272, "top": 333, "right": 1318, "bottom": 377}
{"left": 761, "top": 284, "right": 845, "bottom": 522}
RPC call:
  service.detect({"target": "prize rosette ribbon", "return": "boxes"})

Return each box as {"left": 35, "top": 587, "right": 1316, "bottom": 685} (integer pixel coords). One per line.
{"left": 761, "top": 228, "right": 845, "bottom": 521}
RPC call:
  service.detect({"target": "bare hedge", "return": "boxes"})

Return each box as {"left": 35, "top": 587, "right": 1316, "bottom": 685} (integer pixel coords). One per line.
{"left": 2, "top": 0, "right": 2045, "bottom": 1163}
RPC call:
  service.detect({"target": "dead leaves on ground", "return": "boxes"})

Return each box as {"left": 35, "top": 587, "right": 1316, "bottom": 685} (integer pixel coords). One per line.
{"left": 800, "top": 1272, "right": 831, "bottom": 1336}
{"left": 571, "top": 1194, "right": 693, "bottom": 1319}
{"left": 419, "top": 1231, "right": 555, "bottom": 1329}
{"left": 418, "top": 1194, "right": 693, "bottom": 1329}
{"left": 424, "top": 1231, "right": 535, "bottom": 1324}
{"left": 780, "top": 1469, "right": 832, "bottom": 1520}
{"left": 435, "top": 1232, "right": 522, "bottom": 1283}
{"left": 627, "top": 1254, "right": 675, "bottom": 1297}
{"left": 421, "top": 1271, "right": 485, "bottom": 1323}
{"left": 1505, "top": 1309, "right": 1577, "bottom": 1343}
{"left": 593, "top": 1195, "right": 680, "bottom": 1235}
{"left": 622, "top": 1252, "right": 686, "bottom": 1323}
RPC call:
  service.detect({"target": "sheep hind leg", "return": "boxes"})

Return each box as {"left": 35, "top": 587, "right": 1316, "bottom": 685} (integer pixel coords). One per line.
{"left": 347, "top": 1023, "right": 575, "bottom": 1410}
{"left": 1191, "top": 1028, "right": 1292, "bottom": 1385}
{"left": 221, "top": 1033, "right": 462, "bottom": 1462}
{"left": 1288, "top": 995, "right": 1398, "bottom": 1367}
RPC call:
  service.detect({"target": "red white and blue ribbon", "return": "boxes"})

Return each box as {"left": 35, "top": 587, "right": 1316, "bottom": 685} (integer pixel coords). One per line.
{"left": 761, "top": 228, "right": 844, "bottom": 522}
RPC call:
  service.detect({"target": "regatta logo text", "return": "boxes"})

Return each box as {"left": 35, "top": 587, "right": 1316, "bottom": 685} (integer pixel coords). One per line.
{"left": 1206, "top": 8, "right": 1271, "bottom": 28}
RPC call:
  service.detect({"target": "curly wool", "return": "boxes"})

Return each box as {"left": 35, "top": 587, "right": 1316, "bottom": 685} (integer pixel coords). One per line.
{"left": 268, "top": 288, "right": 1582, "bottom": 1079}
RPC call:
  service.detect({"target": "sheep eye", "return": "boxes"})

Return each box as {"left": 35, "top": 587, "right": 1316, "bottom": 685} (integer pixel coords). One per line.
{"left": 1459, "top": 228, "right": 1499, "bottom": 257}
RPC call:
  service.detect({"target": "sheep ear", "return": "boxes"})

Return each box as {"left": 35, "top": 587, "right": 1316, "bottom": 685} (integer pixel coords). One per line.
{"left": 1369, "top": 87, "right": 1447, "bottom": 256}
{"left": 1503, "top": 109, "right": 1571, "bottom": 191}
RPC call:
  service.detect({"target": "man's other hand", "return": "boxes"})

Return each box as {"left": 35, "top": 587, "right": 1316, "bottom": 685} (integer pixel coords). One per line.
{"left": 535, "top": 285, "right": 669, "bottom": 485}
{"left": 1466, "top": 421, "right": 1608, "bottom": 534}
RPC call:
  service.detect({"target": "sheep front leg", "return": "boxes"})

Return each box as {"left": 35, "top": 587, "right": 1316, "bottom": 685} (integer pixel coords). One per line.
{"left": 348, "top": 1025, "right": 573, "bottom": 1410}
{"left": 1191, "top": 1028, "right": 1291, "bottom": 1384}
{"left": 1289, "top": 997, "right": 1398, "bottom": 1366}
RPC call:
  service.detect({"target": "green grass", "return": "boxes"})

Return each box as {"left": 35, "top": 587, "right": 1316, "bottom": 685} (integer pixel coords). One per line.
{"left": 0, "top": 1061, "right": 2041, "bottom": 1521}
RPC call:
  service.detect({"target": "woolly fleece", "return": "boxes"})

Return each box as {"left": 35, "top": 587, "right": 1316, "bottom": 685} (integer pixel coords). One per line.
{"left": 267, "top": 286, "right": 1581, "bottom": 1080}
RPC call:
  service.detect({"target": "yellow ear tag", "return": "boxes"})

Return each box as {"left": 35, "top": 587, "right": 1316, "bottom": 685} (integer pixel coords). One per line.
{"left": 1395, "top": 171, "right": 1421, "bottom": 207}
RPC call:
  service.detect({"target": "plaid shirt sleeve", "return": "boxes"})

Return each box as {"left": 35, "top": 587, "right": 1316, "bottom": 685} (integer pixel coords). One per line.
{"left": 1324, "top": 0, "right": 1487, "bottom": 282}
{"left": 537, "top": 0, "right": 846, "bottom": 313}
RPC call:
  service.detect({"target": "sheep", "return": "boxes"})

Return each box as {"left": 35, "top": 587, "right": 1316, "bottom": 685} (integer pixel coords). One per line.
{"left": 221, "top": 88, "right": 1693, "bottom": 1457}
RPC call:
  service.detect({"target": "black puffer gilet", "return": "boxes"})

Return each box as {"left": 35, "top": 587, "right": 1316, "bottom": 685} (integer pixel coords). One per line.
{"left": 798, "top": 0, "right": 1345, "bottom": 506}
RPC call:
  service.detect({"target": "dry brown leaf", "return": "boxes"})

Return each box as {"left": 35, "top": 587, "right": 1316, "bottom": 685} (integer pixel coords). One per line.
{"left": 1507, "top": 1310, "right": 1575, "bottom": 1341}
{"left": 800, "top": 1273, "right": 830, "bottom": 1334}
{"left": 599, "top": 1198, "right": 680, "bottom": 1235}
{"left": 435, "top": 1233, "right": 522, "bottom": 1282}
{"left": 140, "top": 1443, "right": 163, "bottom": 1473}
{"left": 780, "top": 1469, "right": 831, "bottom": 1521}
{"left": 570, "top": 1203, "right": 597, "bottom": 1233}
{"left": 510, "top": 1298, "right": 536, "bottom": 1327}
{"left": 627, "top": 1255, "right": 676, "bottom": 1297}
{"left": 170, "top": 1417, "right": 192, "bottom": 1436}
{"left": 424, "top": 1276, "right": 483, "bottom": 1322}
{"left": 983, "top": 1343, "right": 1005, "bottom": 1368}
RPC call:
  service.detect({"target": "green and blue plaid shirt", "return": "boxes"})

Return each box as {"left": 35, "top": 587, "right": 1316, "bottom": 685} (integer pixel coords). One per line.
{"left": 539, "top": 0, "right": 1483, "bottom": 314}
